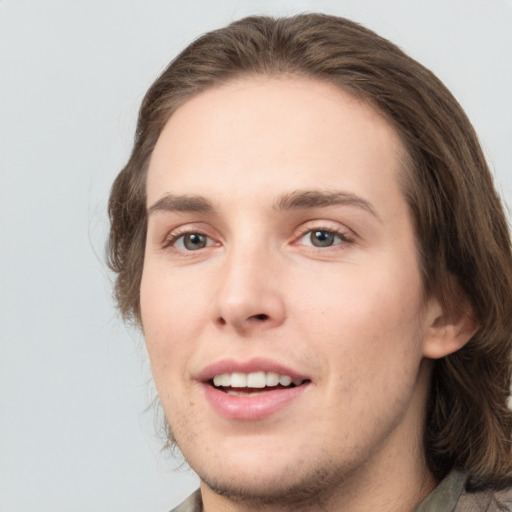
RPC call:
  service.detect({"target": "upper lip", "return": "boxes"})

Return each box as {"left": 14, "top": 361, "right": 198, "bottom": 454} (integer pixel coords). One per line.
{"left": 196, "top": 357, "right": 308, "bottom": 383}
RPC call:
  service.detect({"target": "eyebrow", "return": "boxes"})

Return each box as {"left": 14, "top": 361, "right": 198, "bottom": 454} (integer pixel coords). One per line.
{"left": 148, "top": 194, "right": 214, "bottom": 215}
{"left": 275, "top": 190, "right": 380, "bottom": 220}
{"left": 147, "top": 189, "right": 379, "bottom": 220}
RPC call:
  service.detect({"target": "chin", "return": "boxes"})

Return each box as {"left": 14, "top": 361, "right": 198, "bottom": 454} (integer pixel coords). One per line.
{"left": 178, "top": 430, "right": 355, "bottom": 508}
{"left": 197, "top": 459, "right": 342, "bottom": 507}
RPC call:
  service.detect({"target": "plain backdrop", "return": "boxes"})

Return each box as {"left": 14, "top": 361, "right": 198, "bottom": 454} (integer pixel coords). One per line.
{"left": 1, "top": 1, "right": 511, "bottom": 511}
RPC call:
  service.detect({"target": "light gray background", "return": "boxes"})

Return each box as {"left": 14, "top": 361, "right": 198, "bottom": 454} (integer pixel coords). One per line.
{"left": 1, "top": 1, "right": 510, "bottom": 511}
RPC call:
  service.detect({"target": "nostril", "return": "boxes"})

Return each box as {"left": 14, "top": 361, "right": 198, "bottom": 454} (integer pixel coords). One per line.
{"left": 252, "top": 313, "right": 269, "bottom": 321}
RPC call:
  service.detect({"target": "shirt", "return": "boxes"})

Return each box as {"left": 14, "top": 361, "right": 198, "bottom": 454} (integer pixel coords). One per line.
{"left": 170, "top": 470, "right": 512, "bottom": 512}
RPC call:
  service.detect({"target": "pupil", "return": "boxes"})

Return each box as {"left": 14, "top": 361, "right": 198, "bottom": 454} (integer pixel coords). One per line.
{"left": 184, "top": 233, "right": 206, "bottom": 250}
{"left": 311, "top": 230, "right": 334, "bottom": 247}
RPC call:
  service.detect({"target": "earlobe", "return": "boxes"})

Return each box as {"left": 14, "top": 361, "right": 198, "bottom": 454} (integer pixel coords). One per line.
{"left": 422, "top": 295, "right": 479, "bottom": 360}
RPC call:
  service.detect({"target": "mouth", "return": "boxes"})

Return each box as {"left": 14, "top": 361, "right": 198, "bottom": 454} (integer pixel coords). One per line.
{"left": 210, "top": 371, "right": 308, "bottom": 396}
{"left": 199, "top": 360, "right": 311, "bottom": 420}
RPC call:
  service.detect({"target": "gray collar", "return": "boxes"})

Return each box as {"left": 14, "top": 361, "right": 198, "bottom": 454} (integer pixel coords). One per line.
{"left": 413, "top": 470, "right": 466, "bottom": 512}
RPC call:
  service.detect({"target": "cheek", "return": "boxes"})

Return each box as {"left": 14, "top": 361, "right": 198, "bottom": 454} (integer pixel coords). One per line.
{"left": 141, "top": 279, "right": 202, "bottom": 429}
{"left": 294, "top": 257, "right": 426, "bottom": 366}
{"left": 140, "top": 267, "right": 207, "bottom": 384}
{"left": 300, "top": 257, "right": 422, "bottom": 319}
{"left": 141, "top": 260, "right": 210, "bottom": 330}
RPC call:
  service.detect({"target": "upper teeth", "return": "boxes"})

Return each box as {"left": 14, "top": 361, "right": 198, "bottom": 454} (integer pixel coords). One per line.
{"left": 212, "top": 371, "right": 302, "bottom": 388}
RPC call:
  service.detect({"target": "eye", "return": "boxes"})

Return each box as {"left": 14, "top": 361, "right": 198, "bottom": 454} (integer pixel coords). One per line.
{"left": 170, "top": 232, "right": 212, "bottom": 251}
{"left": 298, "top": 229, "right": 347, "bottom": 248}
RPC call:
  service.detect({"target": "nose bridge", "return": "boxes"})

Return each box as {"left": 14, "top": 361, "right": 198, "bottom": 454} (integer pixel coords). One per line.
{"left": 214, "top": 233, "right": 285, "bottom": 331}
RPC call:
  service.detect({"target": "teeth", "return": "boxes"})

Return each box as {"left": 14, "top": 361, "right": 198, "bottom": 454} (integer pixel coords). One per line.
{"left": 247, "top": 371, "right": 266, "bottom": 388}
{"left": 278, "top": 375, "right": 292, "bottom": 386}
{"left": 231, "top": 372, "right": 247, "bottom": 387}
{"left": 266, "top": 372, "right": 279, "bottom": 386}
{"left": 212, "top": 371, "right": 303, "bottom": 388}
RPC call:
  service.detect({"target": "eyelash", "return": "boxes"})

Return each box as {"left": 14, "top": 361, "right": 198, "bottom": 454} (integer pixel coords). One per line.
{"left": 162, "top": 226, "right": 355, "bottom": 253}
{"left": 163, "top": 229, "right": 212, "bottom": 250}
{"left": 294, "top": 226, "right": 354, "bottom": 249}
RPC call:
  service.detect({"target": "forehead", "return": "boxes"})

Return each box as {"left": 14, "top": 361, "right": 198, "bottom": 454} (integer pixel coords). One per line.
{"left": 146, "top": 76, "right": 407, "bottom": 215}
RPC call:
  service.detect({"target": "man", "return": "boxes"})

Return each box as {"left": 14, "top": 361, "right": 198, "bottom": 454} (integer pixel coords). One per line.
{"left": 107, "top": 14, "right": 512, "bottom": 511}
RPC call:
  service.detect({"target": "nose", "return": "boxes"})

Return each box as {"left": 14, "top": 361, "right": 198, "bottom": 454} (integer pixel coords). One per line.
{"left": 213, "top": 244, "right": 286, "bottom": 334}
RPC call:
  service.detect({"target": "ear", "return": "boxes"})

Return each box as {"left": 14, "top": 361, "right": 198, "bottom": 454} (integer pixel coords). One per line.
{"left": 422, "top": 290, "right": 479, "bottom": 360}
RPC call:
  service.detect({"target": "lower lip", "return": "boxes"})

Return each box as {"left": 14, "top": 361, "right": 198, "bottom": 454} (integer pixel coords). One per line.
{"left": 202, "top": 383, "right": 308, "bottom": 421}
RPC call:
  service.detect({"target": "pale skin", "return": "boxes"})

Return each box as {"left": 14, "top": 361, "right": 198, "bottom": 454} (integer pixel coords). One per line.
{"left": 141, "top": 76, "right": 475, "bottom": 512}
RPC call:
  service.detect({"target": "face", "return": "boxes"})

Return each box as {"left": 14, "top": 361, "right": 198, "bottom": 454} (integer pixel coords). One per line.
{"left": 141, "top": 77, "right": 440, "bottom": 506}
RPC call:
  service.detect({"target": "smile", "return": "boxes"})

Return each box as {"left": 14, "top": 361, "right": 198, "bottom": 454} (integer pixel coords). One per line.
{"left": 212, "top": 371, "right": 305, "bottom": 393}
{"left": 199, "top": 360, "right": 311, "bottom": 420}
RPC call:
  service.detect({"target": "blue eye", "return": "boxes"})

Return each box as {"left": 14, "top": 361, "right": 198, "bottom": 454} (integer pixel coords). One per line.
{"left": 300, "top": 229, "right": 344, "bottom": 248}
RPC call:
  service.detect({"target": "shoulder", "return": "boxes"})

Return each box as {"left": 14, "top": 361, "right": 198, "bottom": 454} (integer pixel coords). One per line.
{"left": 455, "top": 486, "right": 512, "bottom": 512}
{"left": 415, "top": 471, "right": 512, "bottom": 512}
{"left": 169, "top": 489, "right": 202, "bottom": 512}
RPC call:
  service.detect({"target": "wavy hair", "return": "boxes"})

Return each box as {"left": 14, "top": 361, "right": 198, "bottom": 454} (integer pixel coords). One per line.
{"left": 107, "top": 14, "right": 512, "bottom": 490}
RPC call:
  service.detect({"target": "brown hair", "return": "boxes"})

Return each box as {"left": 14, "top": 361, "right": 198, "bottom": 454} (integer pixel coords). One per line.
{"left": 107, "top": 14, "right": 512, "bottom": 490}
